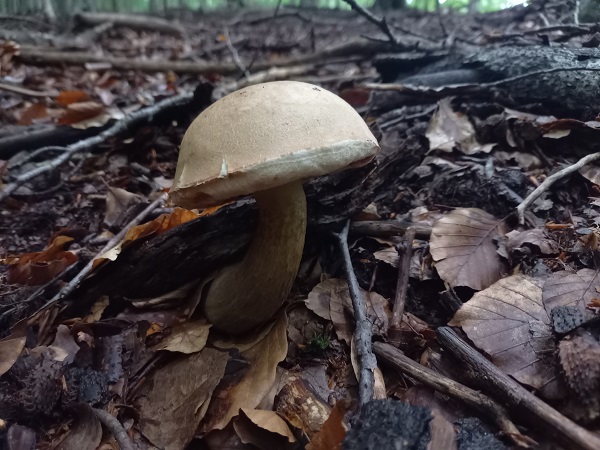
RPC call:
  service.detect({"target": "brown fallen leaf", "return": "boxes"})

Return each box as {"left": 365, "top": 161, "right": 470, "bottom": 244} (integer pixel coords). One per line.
{"left": 56, "top": 90, "right": 89, "bottom": 106}
{"left": 3, "top": 236, "right": 78, "bottom": 285}
{"left": 305, "top": 399, "right": 349, "bottom": 450}
{"left": 0, "top": 321, "right": 27, "bottom": 376}
{"left": 232, "top": 409, "right": 296, "bottom": 449}
{"left": 58, "top": 101, "right": 105, "bottom": 125}
{"left": 17, "top": 102, "right": 48, "bottom": 125}
{"left": 426, "top": 98, "right": 494, "bottom": 154}
{"left": 136, "top": 347, "right": 228, "bottom": 450}
{"left": 152, "top": 319, "right": 212, "bottom": 354}
{"left": 504, "top": 228, "right": 559, "bottom": 256}
{"left": 201, "top": 314, "right": 288, "bottom": 433}
{"left": 543, "top": 269, "right": 600, "bottom": 321}
{"left": 305, "top": 278, "right": 390, "bottom": 344}
{"left": 449, "top": 275, "right": 559, "bottom": 396}
{"left": 104, "top": 187, "right": 143, "bottom": 228}
{"left": 430, "top": 208, "right": 509, "bottom": 290}
{"left": 93, "top": 207, "right": 200, "bottom": 268}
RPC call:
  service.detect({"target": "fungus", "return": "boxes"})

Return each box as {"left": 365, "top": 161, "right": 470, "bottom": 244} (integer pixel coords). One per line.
{"left": 170, "top": 81, "right": 379, "bottom": 334}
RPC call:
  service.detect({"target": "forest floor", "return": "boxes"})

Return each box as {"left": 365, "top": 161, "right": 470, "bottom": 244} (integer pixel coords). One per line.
{"left": 1, "top": 3, "right": 600, "bottom": 450}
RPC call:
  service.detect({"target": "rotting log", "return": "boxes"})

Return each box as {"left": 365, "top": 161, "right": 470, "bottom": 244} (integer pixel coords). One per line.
{"left": 371, "top": 45, "right": 600, "bottom": 116}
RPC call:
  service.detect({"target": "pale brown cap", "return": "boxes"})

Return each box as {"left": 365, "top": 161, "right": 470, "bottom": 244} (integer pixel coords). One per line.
{"left": 170, "top": 81, "right": 380, "bottom": 209}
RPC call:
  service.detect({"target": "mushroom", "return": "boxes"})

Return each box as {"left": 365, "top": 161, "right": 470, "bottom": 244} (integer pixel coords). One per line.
{"left": 170, "top": 81, "right": 380, "bottom": 334}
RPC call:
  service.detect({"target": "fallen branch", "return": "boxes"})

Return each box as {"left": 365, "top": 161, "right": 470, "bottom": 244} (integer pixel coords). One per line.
{"left": 516, "top": 151, "right": 600, "bottom": 224}
{"left": 333, "top": 220, "right": 376, "bottom": 406}
{"left": 75, "top": 11, "right": 186, "bottom": 36}
{"left": 92, "top": 408, "right": 135, "bottom": 450}
{"left": 0, "top": 82, "right": 56, "bottom": 98}
{"left": 0, "top": 92, "right": 194, "bottom": 203}
{"left": 437, "top": 327, "right": 600, "bottom": 450}
{"left": 17, "top": 38, "right": 392, "bottom": 75}
{"left": 342, "top": 0, "right": 399, "bottom": 46}
{"left": 373, "top": 342, "right": 533, "bottom": 447}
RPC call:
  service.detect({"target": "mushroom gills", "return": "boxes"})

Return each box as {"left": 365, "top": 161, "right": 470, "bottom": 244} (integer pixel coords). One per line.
{"left": 202, "top": 180, "right": 307, "bottom": 333}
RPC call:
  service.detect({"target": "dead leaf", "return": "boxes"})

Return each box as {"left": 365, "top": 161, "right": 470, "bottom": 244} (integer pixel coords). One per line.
{"left": 426, "top": 98, "right": 494, "bottom": 154}
{"left": 83, "top": 296, "right": 109, "bottom": 323}
{"left": 152, "top": 319, "right": 212, "bottom": 354}
{"left": 104, "top": 187, "right": 143, "bottom": 228}
{"left": 58, "top": 101, "right": 105, "bottom": 126}
{"left": 233, "top": 409, "right": 296, "bottom": 449}
{"left": 3, "top": 236, "right": 78, "bottom": 285}
{"left": 93, "top": 207, "right": 199, "bottom": 268}
{"left": 543, "top": 269, "right": 600, "bottom": 320}
{"left": 48, "top": 324, "right": 79, "bottom": 364}
{"left": 449, "top": 275, "right": 558, "bottom": 394}
{"left": 59, "top": 404, "right": 102, "bottom": 450}
{"left": 305, "top": 278, "right": 391, "bottom": 344}
{"left": 430, "top": 208, "right": 508, "bottom": 290}
{"left": 17, "top": 102, "right": 48, "bottom": 125}
{"left": 579, "top": 165, "right": 600, "bottom": 186}
{"left": 201, "top": 315, "right": 288, "bottom": 432}
{"left": 305, "top": 399, "right": 349, "bottom": 450}
{"left": 137, "top": 347, "right": 228, "bottom": 450}
{"left": 505, "top": 229, "right": 559, "bottom": 256}
{"left": 373, "top": 246, "right": 399, "bottom": 268}
{"left": 0, "top": 321, "right": 27, "bottom": 376}
{"left": 56, "top": 90, "right": 89, "bottom": 106}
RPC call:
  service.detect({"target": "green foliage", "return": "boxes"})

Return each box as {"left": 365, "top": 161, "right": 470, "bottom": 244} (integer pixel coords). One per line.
{"left": 0, "top": 0, "right": 523, "bottom": 16}
{"left": 309, "top": 332, "right": 330, "bottom": 352}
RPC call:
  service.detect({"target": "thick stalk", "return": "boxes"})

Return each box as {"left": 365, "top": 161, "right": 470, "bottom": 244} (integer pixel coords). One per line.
{"left": 202, "top": 180, "right": 307, "bottom": 333}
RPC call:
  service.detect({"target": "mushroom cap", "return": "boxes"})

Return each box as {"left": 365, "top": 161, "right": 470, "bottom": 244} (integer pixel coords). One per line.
{"left": 170, "top": 81, "right": 380, "bottom": 208}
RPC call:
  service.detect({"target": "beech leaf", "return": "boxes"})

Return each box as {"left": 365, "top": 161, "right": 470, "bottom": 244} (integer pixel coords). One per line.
{"left": 430, "top": 208, "right": 508, "bottom": 290}
{"left": 449, "top": 275, "right": 558, "bottom": 393}
{"left": 201, "top": 314, "right": 288, "bottom": 432}
{"left": 542, "top": 268, "right": 600, "bottom": 320}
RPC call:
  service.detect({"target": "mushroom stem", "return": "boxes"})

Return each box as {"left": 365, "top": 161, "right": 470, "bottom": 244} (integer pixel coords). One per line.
{"left": 202, "top": 180, "right": 307, "bottom": 333}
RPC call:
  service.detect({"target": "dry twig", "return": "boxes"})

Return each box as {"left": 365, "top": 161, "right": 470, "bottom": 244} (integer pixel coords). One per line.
{"left": 373, "top": 342, "right": 534, "bottom": 447}
{"left": 92, "top": 408, "right": 135, "bottom": 450}
{"left": 342, "top": 0, "right": 399, "bottom": 46}
{"left": 0, "top": 92, "right": 193, "bottom": 203}
{"left": 516, "top": 151, "right": 600, "bottom": 224}
{"left": 437, "top": 327, "right": 600, "bottom": 450}
{"left": 389, "top": 227, "right": 415, "bottom": 333}
{"left": 332, "top": 220, "right": 376, "bottom": 406}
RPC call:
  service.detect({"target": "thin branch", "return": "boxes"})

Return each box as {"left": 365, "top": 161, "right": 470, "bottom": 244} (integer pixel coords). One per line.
{"left": 223, "top": 27, "right": 250, "bottom": 78}
{"left": 0, "top": 82, "right": 56, "bottom": 98}
{"left": 373, "top": 342, "right": 534, "bottom": 447}
{"left": 516, "top": 151, "right": 600, "bottom": 224}
{"left": 92, "top": 408, "right": 135, "bottom": 450}
{"left": 389, "top": 227, "right": 415, "bottom": 332}
{"left": 332, "top": 220, "right": 376, "bottom": 406}
{"left": 0, "top": 92, "right": 193, "bottom": 203}
{"left": 350, "top": 220, "right": 432, "bottom": 239}
{"left": 437, "top": 327, "right": 600, "bottom": 450}
{"left": 341, "top": 0, "right": 399, "bottom": 46}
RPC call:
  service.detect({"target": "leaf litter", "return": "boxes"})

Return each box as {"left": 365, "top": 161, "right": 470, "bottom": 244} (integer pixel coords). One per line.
{"left": 1, "top": 5, "right": 600, "bottom": 450}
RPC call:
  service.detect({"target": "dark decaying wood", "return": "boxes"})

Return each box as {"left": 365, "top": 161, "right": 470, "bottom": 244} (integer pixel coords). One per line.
{"left": 372, "top": 46, "right": 600, "bottom": 116}
{"left": 65, "top": 135, "right": 419, "bottom": 314}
